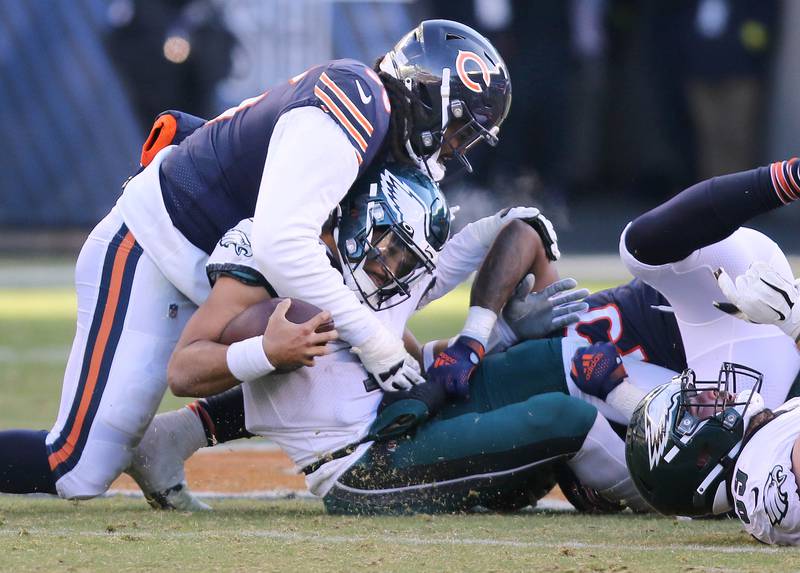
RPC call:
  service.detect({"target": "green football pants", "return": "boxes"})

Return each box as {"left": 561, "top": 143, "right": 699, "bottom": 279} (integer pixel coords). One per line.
{"left": 323, "top": 338, "right": 598, "bottom": 515}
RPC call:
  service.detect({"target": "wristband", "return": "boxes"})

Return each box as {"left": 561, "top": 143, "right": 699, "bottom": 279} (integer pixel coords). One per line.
{"left": 460, "top": 306, "right": 498, "bottom": 348}
{"left": 422, "top": 341, "right": 438, "bottom": 371}
{"left": 226, "top": 336, "right": 275, "bottom": 382}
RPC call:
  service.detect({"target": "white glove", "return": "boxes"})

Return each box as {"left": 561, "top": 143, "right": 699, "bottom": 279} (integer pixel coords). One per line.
{"left": 714, "top": 262, "right": 800, "bottom": 341}
{"left": 503, "top": 275, "right": 590, "bottom": 340}
{"left": 468, "top": 207, "right": 560, "bottom": 260}
{"left": 352, "top": 325, "right": 425, "bottom": 392}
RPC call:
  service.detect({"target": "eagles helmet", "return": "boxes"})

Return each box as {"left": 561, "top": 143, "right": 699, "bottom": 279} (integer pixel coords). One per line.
{"left": 379, "top": 19, "right": 512, "bottom": 178}
{"left": 625, "top": 363, "right": 765, "bottom": 517}
{"left": 335, "top": 163, "right": 451, "bottom": 311}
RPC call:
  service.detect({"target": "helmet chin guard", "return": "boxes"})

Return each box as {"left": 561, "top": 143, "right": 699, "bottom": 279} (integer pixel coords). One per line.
{"left": 626, "top": 362, "right": 765, "bottom": 517}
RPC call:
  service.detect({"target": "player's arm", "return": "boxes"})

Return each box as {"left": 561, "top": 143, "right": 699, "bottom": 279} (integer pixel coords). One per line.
{"left": 251, "top": 105, "right": 422, "bottom": 392}
{"left": 167, "top": 276, "right": 337, "bottom": 398}
{"left": 425, "top": 216, "right": 587, "bottom": 398}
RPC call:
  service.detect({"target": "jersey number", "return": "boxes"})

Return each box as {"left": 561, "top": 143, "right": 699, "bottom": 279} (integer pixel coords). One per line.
{"left": 567, "top": 304, "right": 646, "bottom": 361}
{"left": 733, "top": 469, "right": 751, "bottom": 525}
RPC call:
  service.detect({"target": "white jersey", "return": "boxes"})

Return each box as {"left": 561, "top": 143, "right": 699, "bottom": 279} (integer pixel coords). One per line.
{"left": 206, "top": 217, "right": 493, "bottom": 495}
{"left": 732, "top": 398, "right": 800, "bottom": 545}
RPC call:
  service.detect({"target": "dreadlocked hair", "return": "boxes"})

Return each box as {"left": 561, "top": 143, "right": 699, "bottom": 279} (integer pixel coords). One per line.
{"left": 374, "top": 58, "right": 416, "bottom": 166}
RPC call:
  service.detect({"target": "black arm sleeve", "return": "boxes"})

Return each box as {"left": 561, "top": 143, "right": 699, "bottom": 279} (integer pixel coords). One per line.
{"left": 625, "top": 166, "right": 782, "bottom": 265}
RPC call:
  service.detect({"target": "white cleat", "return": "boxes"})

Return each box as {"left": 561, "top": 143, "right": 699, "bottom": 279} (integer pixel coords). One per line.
{"left": 143, "top": 482, "right": 211, "bottom": 512}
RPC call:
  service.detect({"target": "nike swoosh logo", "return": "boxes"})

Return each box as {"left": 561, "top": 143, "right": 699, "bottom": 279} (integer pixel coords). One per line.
{"left": 355, "top": 80, "right": 372, "bottom": 104}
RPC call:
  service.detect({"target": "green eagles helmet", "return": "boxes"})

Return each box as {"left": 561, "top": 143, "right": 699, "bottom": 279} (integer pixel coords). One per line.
{"left": 335, "top": 163, "right": 451, "bottom": 311}
{"left": 625, "top": 362, "right": 764, "bottom": 517}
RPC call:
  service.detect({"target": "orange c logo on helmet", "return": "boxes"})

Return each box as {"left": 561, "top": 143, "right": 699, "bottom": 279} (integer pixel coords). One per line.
{"left": 456, "top": 50, "right": 491, "bottom": 93}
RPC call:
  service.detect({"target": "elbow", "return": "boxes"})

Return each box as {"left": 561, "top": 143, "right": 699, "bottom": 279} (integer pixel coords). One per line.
{"left": 505, "top": 219, "right": 545, "bottom": 255}
{"left": 167, "top": 359, "right": 195, "bottom": 398}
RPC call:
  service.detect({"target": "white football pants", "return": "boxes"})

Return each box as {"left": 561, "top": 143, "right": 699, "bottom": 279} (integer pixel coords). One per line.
{"left": 47, "top": 208, "right": 196, "bottom": 499}
{"left": 619, "top": 225, "right": 800, "bottom": 409}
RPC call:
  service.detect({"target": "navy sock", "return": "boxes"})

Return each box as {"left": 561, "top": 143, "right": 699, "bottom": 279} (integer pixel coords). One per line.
{"left": 626, "top": 161, "right": 797, "bottom": 265}
{"left": 188, "top": 387, "right": 253, "bottom": 447}
{"left": 0, "top": 429, "right": 57, "bottom": 494}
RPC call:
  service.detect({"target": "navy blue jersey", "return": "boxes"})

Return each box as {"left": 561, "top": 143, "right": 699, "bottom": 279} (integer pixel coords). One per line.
{"left": 158, "top": 59, "right": 391, "bottom": 254}
{"left": 565, "top": 278, "right": 687, "bottom": 373}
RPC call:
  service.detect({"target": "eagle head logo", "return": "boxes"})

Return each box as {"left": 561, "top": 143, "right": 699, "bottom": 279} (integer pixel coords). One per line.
{"left": 219, "top": 228, "right": 252, "bottom": 257}
{"left": 764, "top": 464, "right": 790, "bottom": 526}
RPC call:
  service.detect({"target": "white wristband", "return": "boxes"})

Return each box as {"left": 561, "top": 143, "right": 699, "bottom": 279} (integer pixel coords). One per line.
{"left": 226, "top": 336, "right": 275, "bottom": 382}
{"left": 461, "top": 306, "right": 498, "bottom": 348}
{"left": 422, "top": 341, "right": 438, "bottom": 371}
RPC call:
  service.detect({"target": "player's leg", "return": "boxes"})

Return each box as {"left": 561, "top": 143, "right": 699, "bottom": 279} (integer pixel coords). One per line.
{"left": 127, "top": 386, "right": 253, "bottom": 509}
{"left": 324, "top": 392, "right": 638, "bottom": 514}
{"left": 439, "top": 337, "right": 568, "bottom": 420}
{"left": 624, "top": 161, "right": 796, "bottom": 266}
{"left": 0, "top": 209, "right": 196, "bottom": 499}
{"left": 622, "top": 222, "right": 800, "bottom": 407}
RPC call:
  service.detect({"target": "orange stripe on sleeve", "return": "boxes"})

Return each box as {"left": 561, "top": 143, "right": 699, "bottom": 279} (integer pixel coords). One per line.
{"left": 784, "top": 158, "right": 800, "bottom": 198}
{"left": 770, "top": 162, "right": 792, "bottom": 205}
{"left": 48, "top": 232, "right": 136, "bottom": 471}
{"left": 319, "top": 73, "right": 374, "bottom": 136}
{"left": 314, "top": 86, "right": 368, "bottom": 153}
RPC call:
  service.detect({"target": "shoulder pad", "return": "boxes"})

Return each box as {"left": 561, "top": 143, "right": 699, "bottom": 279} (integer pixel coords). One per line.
{"left": 313, "top": 60, "right": 391, "bottom": 170}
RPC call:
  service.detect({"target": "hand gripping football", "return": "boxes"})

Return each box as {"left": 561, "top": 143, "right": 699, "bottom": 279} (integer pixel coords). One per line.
{"left": 219, "top": 298, "right": 335, "bottom": 345}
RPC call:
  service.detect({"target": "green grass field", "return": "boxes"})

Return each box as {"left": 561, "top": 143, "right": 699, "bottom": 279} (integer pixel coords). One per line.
{"left": 0, "top": 282, "right": 793, "bottom": 571}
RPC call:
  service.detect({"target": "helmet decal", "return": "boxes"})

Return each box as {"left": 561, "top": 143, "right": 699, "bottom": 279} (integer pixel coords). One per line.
{"left": 644, "top": 391, "right": 674, "bottom": 470}
{"left": 380, "top": 169, "right": 427, "bottom": 225}
{"left": 455, "top": 50, "right": 491, "bottom": 93}
{"left": 765, "top": 464, "right": 790, "bottom": 526}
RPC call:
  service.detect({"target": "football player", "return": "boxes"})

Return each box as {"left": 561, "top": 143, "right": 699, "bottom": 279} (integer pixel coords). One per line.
{"left": 594, "top": 158, "right": 800, "bottom": 543}
{"left": 128, "top": 162, "right": 646, "bottom": 514}
{"left": 624, "top": 171, "right": 800, "bottom": 544}
{"left": 0, "top": 20, "right": 513, "bottom": 501}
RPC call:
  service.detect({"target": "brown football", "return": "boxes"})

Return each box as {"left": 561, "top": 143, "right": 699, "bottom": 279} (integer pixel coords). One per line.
{"left": 219, "top": 297, "right": 335, "bottom": 345}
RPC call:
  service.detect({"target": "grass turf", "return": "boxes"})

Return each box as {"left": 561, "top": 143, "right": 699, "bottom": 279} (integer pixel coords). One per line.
{"left": 0, "top": 497, "right": 790, "bottom": 572}
{"left": 2, "top": 282, "right": 793, "bottom": 571}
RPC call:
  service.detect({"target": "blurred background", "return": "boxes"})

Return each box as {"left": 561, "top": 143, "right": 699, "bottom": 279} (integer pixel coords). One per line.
{"left": 1, "top": 0, "right": 800, "bottom": 258}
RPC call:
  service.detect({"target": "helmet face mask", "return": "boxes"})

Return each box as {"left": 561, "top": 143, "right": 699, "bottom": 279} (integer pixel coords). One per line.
{"left": 381, "top": 20, "right": 511, "bottom": 179}
{"left": 336, "top": 164, "right": 450, "bottom": 311}
{"left": 626, "top": 362, "right": 764, "bottom": 517}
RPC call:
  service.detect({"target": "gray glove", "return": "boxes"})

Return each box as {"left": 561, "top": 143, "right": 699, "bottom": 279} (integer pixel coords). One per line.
{"left": 503, "top": 275, "right": 590, "bottom": 340}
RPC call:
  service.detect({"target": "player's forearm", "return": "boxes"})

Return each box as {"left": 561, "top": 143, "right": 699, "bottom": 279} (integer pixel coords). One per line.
{"left": 251, "top": 107, "right": 380, "bottom": 346}
{"left": 471, "top": 220, "right": 558, "bottom": 313}
{"left": 168, "top": 341, "right": 241, "bottom": 398}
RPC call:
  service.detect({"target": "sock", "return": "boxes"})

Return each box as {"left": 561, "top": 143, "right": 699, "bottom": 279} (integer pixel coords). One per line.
{"left": 187, "top": 386, "right": 254, "bottom": 447}
{"left": 128, "top": 407, "right": 208, "bottom": 493}
{"left": 0, "top": 429, "right": 56, "bottom": 494}
{"left": 626, "top": 161, "right": 798, "bottom": 265}
{"left": 567, "top": 414, "right": 649, "bottom": 511}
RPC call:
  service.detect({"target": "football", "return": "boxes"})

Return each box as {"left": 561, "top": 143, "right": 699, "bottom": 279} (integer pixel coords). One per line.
{"left": 219, "top": 297, "right": 335, "bottom": 345}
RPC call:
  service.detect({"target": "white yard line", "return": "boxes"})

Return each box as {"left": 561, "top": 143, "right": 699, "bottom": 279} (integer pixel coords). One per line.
{"left": 0, "top": 525, "right": 779, "bottom": 554}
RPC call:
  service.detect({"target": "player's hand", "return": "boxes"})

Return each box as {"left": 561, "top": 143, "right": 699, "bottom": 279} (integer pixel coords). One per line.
{"left": 262, "top": 299, "right": 339, "bottom": 369}
{"left": 471, "top": 207, "right": 560, "bottom": 260}
{"left": 425, "top": 336, "right": 485, "bottom": 400}
{"left": 714, "top": 263, "right": 800, "bottom": 341}
{"left": 353, "top": 326, "right": 425, "bottom": 392}
{"left": 504, "top": 275, "right": 590, "bottom": 340}
{"left": 570, "top": 342, "right": 627, "bottom": 400}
